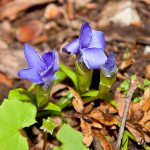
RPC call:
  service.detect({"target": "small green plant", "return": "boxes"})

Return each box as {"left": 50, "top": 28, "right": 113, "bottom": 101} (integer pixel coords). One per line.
{"left": 120, "top": 74, "right": 150, "bottom": 103}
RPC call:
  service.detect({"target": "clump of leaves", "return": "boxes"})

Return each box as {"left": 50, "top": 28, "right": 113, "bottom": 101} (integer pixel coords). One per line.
{"left": 120, "top": 75, "right": 150, "bottom": 103}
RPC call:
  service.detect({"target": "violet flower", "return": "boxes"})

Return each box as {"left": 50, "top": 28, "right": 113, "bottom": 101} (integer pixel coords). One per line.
{"left": 101, "top": 52, "right": 118, "bottom": 77}
{"left": 62, "top": 22, "right": 107, "bottom": 69}
{"left": 18, "top": 44, "right": 59, "bottom": 88}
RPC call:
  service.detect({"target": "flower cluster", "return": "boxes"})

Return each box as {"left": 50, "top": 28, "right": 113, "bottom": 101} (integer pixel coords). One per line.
{"left": 18, "top": 22, "right": 117, "bottom": 89}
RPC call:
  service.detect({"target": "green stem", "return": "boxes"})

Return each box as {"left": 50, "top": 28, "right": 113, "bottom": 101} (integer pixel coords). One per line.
{"left": 27, "top": 83, "right": 36, "bottom": 92}
{"left": 56, "top": 91, "right": 74, "bottom": 109}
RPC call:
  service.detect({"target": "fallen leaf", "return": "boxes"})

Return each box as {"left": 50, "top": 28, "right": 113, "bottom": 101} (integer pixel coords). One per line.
{"left": 93, "top": 129, "right": 114, "bottom": 150}
{"left": 99, "top": 101, "right": 117, "bottom": 114}
{"left": 68, "top": 86, "right": 84, "bottom": 113}
{"left": 0, "top": 49, "right": 27, "bottom": 78}
{"left": 16, "top": 20, "right": 43, "bottom": 43}
{"left": 44, "top": 4, "right": 61, "bottom": 19}
{"left": 80, "top": 118, "right": 93, "bottom": 147}
{"left": 90, "top": 107, "right": 118, "bottom": 126}
{"left": 0, "top": 0, "right": 56, "bottom": 20}
{"left": 145, "top": 65, "right": 150, "bottom": 79}
{"left": 118, "top": 59, "right": 135, "bottom": 71}
{"left": 126, "top": 122, "right": 150, "bottom": 144}
{"left": 0, "top": 72, "right": 13, "bottom": 87}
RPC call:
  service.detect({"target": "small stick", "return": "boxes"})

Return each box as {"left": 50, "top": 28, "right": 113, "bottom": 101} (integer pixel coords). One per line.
{"left": 115, "top": 79, "right": 139, "bottom": 150}
{"left": 43, "top": 132, "right": 48, "bottom": 150}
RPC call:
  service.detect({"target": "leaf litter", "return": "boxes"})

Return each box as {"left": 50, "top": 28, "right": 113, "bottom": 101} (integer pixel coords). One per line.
{"left": 1, "top": 0, "right": 150, "bottom": 149}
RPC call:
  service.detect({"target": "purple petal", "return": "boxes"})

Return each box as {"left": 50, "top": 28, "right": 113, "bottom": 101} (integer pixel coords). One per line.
{"left": 62, "top": 38, "right": 79, "bottom": 55}
{"left": 79, "top": 22, "right": 92, "bottom": 49}
{"left": 81, "top": 48, "right": 107, "bottom": 69}
{"left": 41, "top": 66, "right": 55, "bottom": 86}
{"left": 18, "top": 68, "right": 44, "bottom": 84}
{"left": 88, "top": 30, "right": 105, "bottom": 51}
{"left": 24, "top": 44, "right": 46, "bottom": 71}
{"left": 42, "top": 51, "right": 53, "bottom": 67}
{"left": 103, "top": 52, "right": 118, "bottom": 76}
{"left": 52, "top": 49, "right": 59, "bottom": 73}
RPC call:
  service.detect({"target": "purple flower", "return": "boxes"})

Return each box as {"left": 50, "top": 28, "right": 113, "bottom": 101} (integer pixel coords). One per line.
{"left": 101, "top": 52, "right": 118, "bottom": 77}
{"left": 62, "top": 22, "right": 107, "bottom": 69}
{"left": 18, "top": 44, "right": 59, "bottom": 87}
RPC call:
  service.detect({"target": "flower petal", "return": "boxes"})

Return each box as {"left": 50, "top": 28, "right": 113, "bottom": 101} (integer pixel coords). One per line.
{"left": 24, "top": 43, "right": 46, "bottom": 71}
{"left": 88, "top": 30, "right": 105, "bottom": 51}
{"left": 102, "top": 52, "right": 118, "bottom": 77}
{"left": 79, "top": 22, "right": 92, "bottom": 49}
{"left": 62, "top": 38, "right": 80, "bottom": 55}
{"left": 41, "top": 66, "right": 56, "bottom": 86}
{"left": 81, "top": 48, "right": 107, "bottom": 69}
{"left": 18, "top": 68, "right": 44, "bottom": 84}
{"left": 42, "top": 51, "right": 53, "bottom": 67}
{"left": 52, "top": 49, "right": 59, "bottom": 73}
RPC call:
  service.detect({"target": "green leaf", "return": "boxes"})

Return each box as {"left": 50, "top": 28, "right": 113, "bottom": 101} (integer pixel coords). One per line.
{"left": 56, "top": 91, "right": 74, "bottom": 109}
{"left": 100, "top": 95, "right": 118, "bottom": 107}
{"left": 121, "top": 130, "right": 129, "bottom": 150}
{"left": 45, "top": 102, "right": 61, "bottom": 112}
{"left": 144, "top": 78, "right": 150, "bottom": 86}
{"left": 133, "top": 97, "right": 143, "bottom": 103}
{"left": 8, "top": 88, "right": 36, "bottom": 104}
{"left": 81, "top": 90, "right": 99, "bottom": 97}
{"left": 59, "top": 63, "right": 78, "bottom": 91}
{"left": 54, "top": 124, "right": 89, "bottom": 150}
{"left": 40, "top": 117, "right": 57, "bottom": 134}
{"left": 120, "top": 80, "right": 129, "bottom": 92}
{"left": 54, "top": 71, "right": 66, "bottom": 85}
{"left": 130, "top": 74, "right": 137, "bottom": 80}
{"left": 0, "top": 99, "right": 36, "bottom": 150}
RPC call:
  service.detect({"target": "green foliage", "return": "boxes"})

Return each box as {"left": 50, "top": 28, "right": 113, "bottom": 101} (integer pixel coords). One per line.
{"left": 35, "top": 84, "right": 50, "bottom": 108}
{"left": 101, "top": 95, "right": 118, "bottom": 107}
{"left": 75, "top": 62, "right": 93, "bottom": 94}
{"left": 81, "top": 90, "right": 99, "bottom": 97}
{"left": 59, "top": 63, "right": 78, "bottom": 91}
{"left": 46, "top": 102, "right": 61, "bottom": 112}
{"left": 0, "top": 99, "right": 36, "bottom": 150}
{"left": 40, "top": 117, "right": 57, "bottom": 134}
{"left": 56, "top": 91, "right": 74, "bottom": 109}
{"left": 8, "top": 88, "right": 36, "bottom": 104}
{"left": 121, "top": 130, "right": 129, "bottom": 150}
{"left": 54, "top": 71, "right": 66, "bottom": 85}
{"left": 120, "top": 75, "right": 150, "bottom": 103}
{"left": 125, "top": 48, "right": 129, "bottom": 60}
{"left": 53, "top": 124, "right": 89, "bottom": 150}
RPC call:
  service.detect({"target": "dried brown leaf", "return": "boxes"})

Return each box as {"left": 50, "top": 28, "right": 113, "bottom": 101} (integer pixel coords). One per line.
{"left": 0, "top": 0, "right": 56, "bottom": 20}
{"left": 93, "top": 129, "right": 114, "bottom": 150}
{"left": 126, "top": 122, "right": 150, "bottom": 144}
{"left": 90, "top": 107, "right": 118, "bottom": 126}
{"left": 16, "top": 20, "right": 43, "bottom": 43}
{"left": 99, "top": 101, "right": 117, "bottom": 114}
{"left": 68, "top": 86, "right": 84, "bottom": 113}
{"left": 80, "top": 118, "right": 93, "bottom": 147}
{"left": 118, "top": 59, "right": 135, "bottom": 71}
{"left": 44, "top": 4, "right": 61, "bottom": 19}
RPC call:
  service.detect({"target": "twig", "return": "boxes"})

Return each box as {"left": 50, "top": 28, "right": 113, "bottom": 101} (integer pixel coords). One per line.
{"left": 43, "top": 132, "right": 48, "bottom": 150}
{"left": 115, "top": 79, "right": 139, "bottom": 150}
